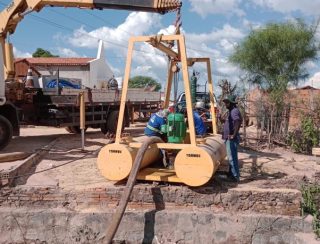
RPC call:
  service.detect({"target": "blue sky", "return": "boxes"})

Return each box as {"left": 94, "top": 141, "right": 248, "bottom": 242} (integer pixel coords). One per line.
{"left": 1, "top": 0, "right": 320, "bottom": 90}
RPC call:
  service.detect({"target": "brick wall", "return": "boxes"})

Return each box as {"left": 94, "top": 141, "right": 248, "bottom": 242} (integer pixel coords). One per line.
{"left": 246, "top": 87, "right": 320, "bottom": 129}
{"left": 0, "top": 185, "right": 302, "bottom": 216}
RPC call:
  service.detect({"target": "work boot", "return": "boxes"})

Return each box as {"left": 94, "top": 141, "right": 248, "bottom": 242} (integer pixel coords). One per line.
{"left": 162, "top": 150, "right": 169, "bottom": 168}
{"left": 167, "top": 161, "right": 174, "bottom": 170}
{"left": 226, "top": 174, "right": 239, "bottom": 183}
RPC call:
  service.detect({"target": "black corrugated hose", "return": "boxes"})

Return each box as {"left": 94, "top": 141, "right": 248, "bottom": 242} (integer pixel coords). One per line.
{"left": 104, "top": 136, "right": 163, "bottom": 243}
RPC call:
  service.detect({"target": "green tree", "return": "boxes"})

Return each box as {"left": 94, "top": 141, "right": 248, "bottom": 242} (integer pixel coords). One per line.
{"left": 230, "top": 20, "right": 318, "bottom": 102}
{"left": 230, "top": 20, "right": 319, "bottom": 145}
{"left": 32, "top": 48, "right": 59, "bottom": 57}
{"left": 129, "top": 76, "right": 162, "bottom": 91}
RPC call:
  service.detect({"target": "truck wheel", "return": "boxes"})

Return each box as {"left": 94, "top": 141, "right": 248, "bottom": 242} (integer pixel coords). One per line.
{"left": 107, "top": 111, "right": 128, "bottom": 134}
{"left": 0, "top": 115, "right": 13, "bottom": 150}
{"left": 65, "top": 127, "right": 73, "bottom": 133}
{"left": 100, "top": 123, "right": 108, "bottom": 135}
{"left": 65, "top": 126, "right": 86, "bottom": 134}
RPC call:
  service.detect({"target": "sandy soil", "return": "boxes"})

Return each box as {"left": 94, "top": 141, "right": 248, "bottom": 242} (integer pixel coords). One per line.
{"left": 2, "top": 124, "right": 320, "bottom": 191}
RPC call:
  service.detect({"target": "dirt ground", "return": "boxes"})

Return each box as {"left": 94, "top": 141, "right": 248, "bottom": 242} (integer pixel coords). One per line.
{"left": 2, "top": 125, "right": 320, "bottom": 191}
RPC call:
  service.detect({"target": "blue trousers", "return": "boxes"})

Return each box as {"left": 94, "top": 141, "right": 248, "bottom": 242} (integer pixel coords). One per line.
{"left": 225, "top": 138, "right": 240, "bottom": 180}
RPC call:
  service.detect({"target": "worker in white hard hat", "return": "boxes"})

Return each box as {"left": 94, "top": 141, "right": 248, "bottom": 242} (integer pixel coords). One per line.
{"left": 193, "top": 102, "right": 207, "bottom": 136}
{"left": 144, "top": 109, "right": 170, "bottom": 168}
{"left": 144, "top": 109, "right": 169, "bottom": 141}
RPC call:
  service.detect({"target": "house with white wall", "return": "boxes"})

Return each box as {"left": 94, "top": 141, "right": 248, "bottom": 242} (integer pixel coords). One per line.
{"left": 14, "top": 40, "right": 114, "bottom": 89}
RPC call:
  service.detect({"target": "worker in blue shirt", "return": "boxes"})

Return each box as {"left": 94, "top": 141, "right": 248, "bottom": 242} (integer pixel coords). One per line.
{"left": 193, "top": 102, "right": 207, "bottom": 136}
{"left": 145, "top": 109, "right": 169, "bottom": 167}
{"left": 144, "top": 109, "right": 169, "bottom": 141}
{"left": 183, "top": 108, "right": 207, "bottom": 136}
{"left": 193, "top": 110, "right": 207, "bottom": 136}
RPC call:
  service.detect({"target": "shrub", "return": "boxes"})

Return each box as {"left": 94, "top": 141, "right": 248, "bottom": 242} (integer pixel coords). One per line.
{"left": 287, "top": 116, "right": 319, "bottom": 154}
{"left": 301, "top": 184, "right": 320, "bottom": 238}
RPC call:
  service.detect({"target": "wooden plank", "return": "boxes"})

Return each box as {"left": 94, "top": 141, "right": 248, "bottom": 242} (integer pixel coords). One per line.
{"left": 129, "top": 143, "right": 191, "bottom": 150}
{"left": 0, "top": 139, "right": 57, "bottom": 186}
{"left": 312, "top": 148, "right": 320, "bottom": 156}
{"left": 137, "top": 167, "right": 181, "bottom": 183}
{"left": 164, "top": 61, "right": 175, "bottom": 108}
{"left": 206, "top": 59, "right": 217, "bottom": 135}
{"left": 116, "top": 37, "right": 135, "bottom": 143}
{"left": 178, "top": 35, "right": 196, "bottom": 145}
{"left": 0, "top": 152, "right": 31, "bottom": 163}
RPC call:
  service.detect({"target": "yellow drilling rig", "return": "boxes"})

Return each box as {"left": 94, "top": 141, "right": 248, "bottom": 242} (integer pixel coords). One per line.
{"left": 97, "top": 35, "right": 227, "bottom": 187}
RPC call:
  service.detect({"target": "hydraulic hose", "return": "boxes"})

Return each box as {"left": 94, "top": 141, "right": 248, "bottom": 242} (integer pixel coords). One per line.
{"left": 104, "top": 136, "right": 163, "bottom": 243}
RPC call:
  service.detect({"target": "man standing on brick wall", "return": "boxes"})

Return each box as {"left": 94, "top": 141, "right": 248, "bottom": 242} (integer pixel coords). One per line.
{"left": 221, "top": 95, "right": 242, "bottom": 182}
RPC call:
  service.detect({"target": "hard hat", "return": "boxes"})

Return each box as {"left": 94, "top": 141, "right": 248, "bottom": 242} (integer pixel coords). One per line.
{"left": 223, "top": 95, "right": 238, "bottom": 104}
{"left": 162, "top": 109, "right": 169, "bottom": 117}
{"left": 195, "top": 101, "right": 205, "bottom": 109}
{"left": 157, "top": 109, "right": 169, "bottom": 118}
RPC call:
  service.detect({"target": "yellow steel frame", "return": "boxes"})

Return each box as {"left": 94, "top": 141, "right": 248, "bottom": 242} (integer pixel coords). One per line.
{"left": 115, "top": 34, "right": 217, "bottom": 149}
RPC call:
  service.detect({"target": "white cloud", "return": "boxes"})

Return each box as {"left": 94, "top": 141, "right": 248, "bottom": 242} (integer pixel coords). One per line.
{"left": 108, "top": 63, "right": 121, "bottom": 76}
{"left": 66, "top": 12, "right": 245, "bottom": 88}
{"left": 242, "top": 18, "right": 262, "bottom": 30}
{"left": 304, "top": 61, "right": 317, "bottom": 70}
{"left": 252, "top": 0, "right": 320, "bottom": 15}
{"left": 135, "top": 44, "right": 167, "bottom": 68}
{"left": 215, "top": 59, "right": 240, "bottom": 76}
{"left": 187, "top": 24, "right": 245, "bottom": 44}
{"left": 182, "top": 24, "right": 245, "bottom": 81}
{"left": 131, "top": 65, "right": 161, "bottom": 80}
{"left": 158, "top": 25, "right": 177, "bottom": 35}
{"left": 68, "top": 12, "right": 161, "bottom": 50}
{"left": 13, "top": 47, "right": 32, "bottom": 58}
{"left": 66, "top": 12, "right": 169, "bottom": 86}
{"left": 55, "top": 47, "right": 80, "bottom": 57}
{"left": 188, "top": 0, "right": 245, "bottom": 17}
{"left": 219, "top": 39, "right": 236, "bottom": 52}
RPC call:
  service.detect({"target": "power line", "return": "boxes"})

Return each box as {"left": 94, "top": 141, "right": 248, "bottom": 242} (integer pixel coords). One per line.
{"left": 29, "top": 14, "right": 134, "bottom": 51}
{"left": 1, "top": 1, "right": 221, "bottom": 58}
{"left": 0, "top": 2, "right": 222, "bottom": 59}
{"left": 85, "top": 10, "right": 134, "bottom": 39}
{"left": 48, "top": 8, "right": 97, "bottom": 30}
{"left": 0, "top": 1, "right": 145, "bottom": 54}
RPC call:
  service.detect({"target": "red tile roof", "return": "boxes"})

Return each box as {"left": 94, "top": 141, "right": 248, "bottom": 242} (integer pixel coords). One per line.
{"left": 15, "top": 57, "right": 94, "bottom": 66}
{"left": 294, "top": 85, "right": 318, "bottom": 90}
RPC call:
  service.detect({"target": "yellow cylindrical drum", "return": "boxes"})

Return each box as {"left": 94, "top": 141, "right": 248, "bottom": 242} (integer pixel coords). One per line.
{"left": 97, "top": 138, "right": 160, "bottom": 181}
{"left": 175, "top": 136, "right": 226, "bottom": 187}
{"left": 205, "top": 136, "right": 227, "bottom": 161}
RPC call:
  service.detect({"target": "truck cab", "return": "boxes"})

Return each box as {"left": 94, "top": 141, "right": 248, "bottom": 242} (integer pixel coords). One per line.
{"left": 176, "top": 91, "right": 218, "bottom": 112}
{"left": 173, "top": 91, "right": 219, "bottom": 133}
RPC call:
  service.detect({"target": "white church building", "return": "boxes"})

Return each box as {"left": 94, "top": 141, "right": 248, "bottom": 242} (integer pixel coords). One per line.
{"left": 14, "top": 40, "right": 114, "bottom": 89}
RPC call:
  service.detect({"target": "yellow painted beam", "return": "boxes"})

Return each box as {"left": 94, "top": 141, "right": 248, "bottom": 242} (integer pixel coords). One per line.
{"left": 178, "top": 35, "right": 196, "bottom": 145}
{"left": 115, "top": 37, "right": 135, "bottom": 143}
{"left": 130, "top": 35, "right": 181, "bottom": 43}
{"left": 164, "top": 61, "right": 175, "bottom": 108}
{"left": 206, "top": 59, "right": 217, "bottom": 134}
{"left": 137, "top": 167, "right": 181, "bottom": 183}
{"left": 129, "top": 142, "right": 191, "bottom": 150}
